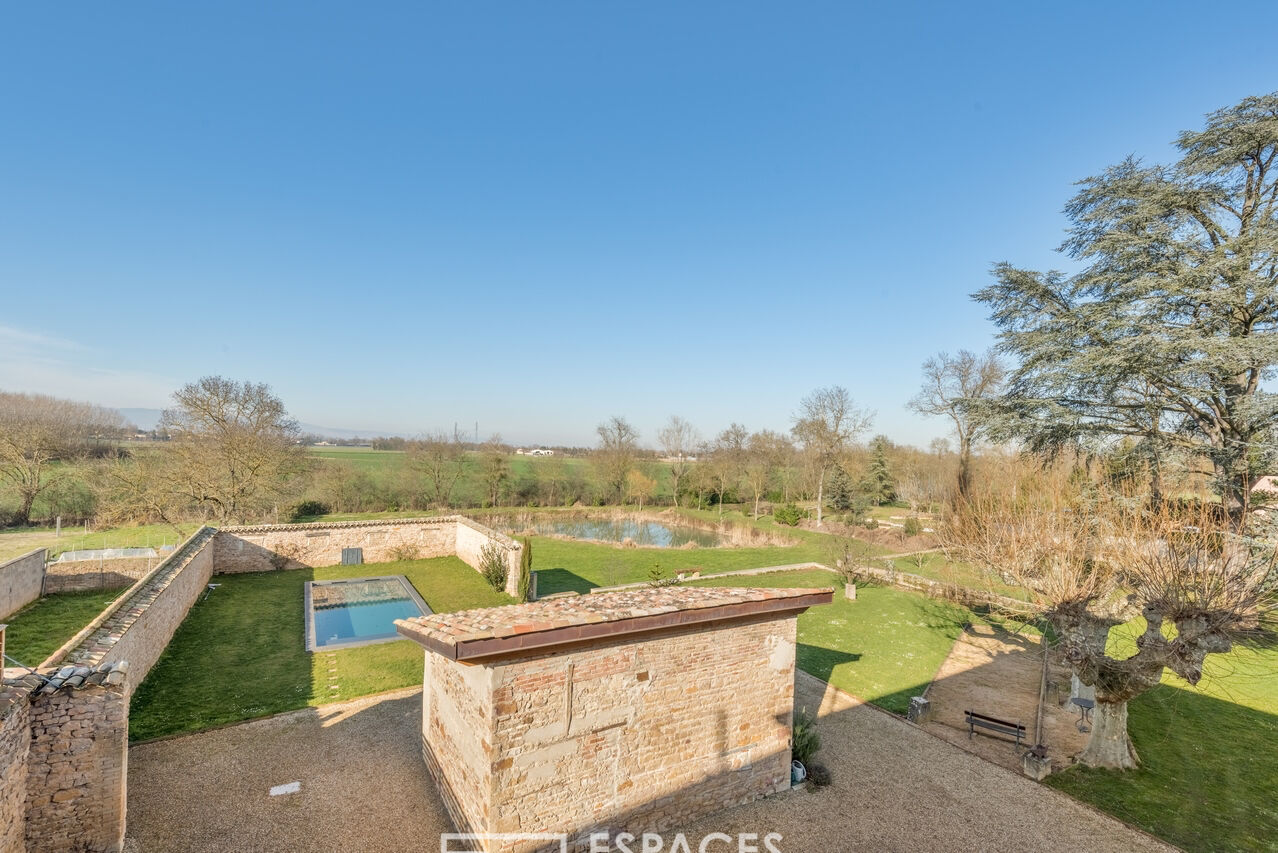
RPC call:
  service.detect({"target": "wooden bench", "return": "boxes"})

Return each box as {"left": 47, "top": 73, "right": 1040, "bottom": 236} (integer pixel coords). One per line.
{"left": 964, "top": 710, "right": 1026, "bottom": 747}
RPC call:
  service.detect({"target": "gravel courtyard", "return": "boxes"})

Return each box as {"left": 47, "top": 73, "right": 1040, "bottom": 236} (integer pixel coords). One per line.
{"left": 126, "top": 676, "right": 1173, "bottom": 852}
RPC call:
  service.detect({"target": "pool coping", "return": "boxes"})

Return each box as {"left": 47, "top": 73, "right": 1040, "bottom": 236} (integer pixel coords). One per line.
{"left": 304, "top": 575, "right": 431, "bottom": 652}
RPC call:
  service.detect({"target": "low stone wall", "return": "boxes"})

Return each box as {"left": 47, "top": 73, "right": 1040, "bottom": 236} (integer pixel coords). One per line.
{"left": 0, "top": 691, "right": 30, "bottom": 851}
{"left": 215, "top": 517, "right": 524, "bottom": 596}
{"left": 51, "top": 528, "right": 217, "bottom": 694}
{"left": 42, "top": 557, "right": 157, "bottom": 595}
{"left": 0, "top": 549, "right": 46, "bottom": 620}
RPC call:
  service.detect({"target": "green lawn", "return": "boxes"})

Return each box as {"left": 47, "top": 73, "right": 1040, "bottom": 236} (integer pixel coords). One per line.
{"left": 3, "top": 589, "right": 122, "bottom": 665}
{"left": 689, "top": 570, "right": 972, "bottom": 714}
{"left": 1046, "top": 624, "right": 1278, "bottom": 852}
{"left": 128, "top": 557, "right": 514, "bottom": 741}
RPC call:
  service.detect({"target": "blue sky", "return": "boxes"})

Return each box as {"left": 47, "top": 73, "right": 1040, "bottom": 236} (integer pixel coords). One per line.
{"left": 2, "top": 2, "right": 1274, "bottom": 447}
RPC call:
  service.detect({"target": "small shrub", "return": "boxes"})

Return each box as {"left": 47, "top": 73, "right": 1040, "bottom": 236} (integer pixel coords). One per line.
{"left": 288, "top": 499, "right": 330, "bottom": 521}
{"left": 791, "top": 708, "right": 821, "bottom": 766}
{"left": 479, "top": 542, "right": 509, "bottom": 591}
{"left": 388, "top": 543, "right": 421, "bottom": 562}
{"left": 646, "top": 563, "right": 679, "bottom": 588}
{"left": 807, "top": 763, "right": 831, "bottom": 787}
{"left": 902, "top": 516, "right": 922, "bottom": 537}
{"left": 774, "top": 503, "right": 808, "bottom": 527}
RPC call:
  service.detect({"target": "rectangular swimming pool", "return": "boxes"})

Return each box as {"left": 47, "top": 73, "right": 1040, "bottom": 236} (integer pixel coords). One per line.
{"left": 304, "top": 575, "right": 430, "bottom": 651}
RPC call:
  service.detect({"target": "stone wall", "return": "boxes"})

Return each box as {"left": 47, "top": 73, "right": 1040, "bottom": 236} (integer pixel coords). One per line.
{"left": 0, "top": 550, "right": 46, "bottom": 621}
{"left": 53, "top": 528, "right": 217, "bottom": 696}
{"left": 400, "top": 587, "right": 828, "bottom": 851}
{"left": 215, "top": 517, "right": 523, "bottom": 595}
{"left": 42, "top": 558, "right": 157, "bottom": 595}
{"left": 24, "top": 671, "right": 128, "bottom": 853}
{"left": 0, "top": 690, "right": 30, "bottom": 852}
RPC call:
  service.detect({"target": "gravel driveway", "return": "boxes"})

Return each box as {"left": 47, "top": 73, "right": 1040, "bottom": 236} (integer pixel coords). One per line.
{"left": 126, "top": 677, "right": 1174, "bottom": 852}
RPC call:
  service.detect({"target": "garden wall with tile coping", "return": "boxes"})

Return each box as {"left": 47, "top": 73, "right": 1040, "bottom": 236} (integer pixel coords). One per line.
{"left": 0, "top": 549, "right": 46, "bottom": 620}
{"left": 42, "top": 557, "right": 157, "bottom": 595}
{"left": 214, "top": 516, "right": 523, "bottom": 597}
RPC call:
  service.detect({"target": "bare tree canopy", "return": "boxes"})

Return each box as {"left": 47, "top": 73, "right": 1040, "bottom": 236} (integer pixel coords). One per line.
{"left": 407, "top": 429, "right": 467, "bottom": 508}
{"left": 909, "top": 349, "right": 1004, "bottom": 499}
{"left": 975, "top": 93, "right": 1278, "bottom": 519}
{"left": 657, "top": 416, "right": 700, "bottom": 508}
{"left": 791, "top": 386, "right": 873, "bottom": 526}
{"left": 0, "top": 391, "right": 125, "bottom": 525}
{"left": 944, "top": 474, "right": 1278, "bottom": 769}
{"left": 159, "top": 376, "right": 307, "bottom": 523}
{"left": 595, "top": 416, "right": 639, "bottom": 503}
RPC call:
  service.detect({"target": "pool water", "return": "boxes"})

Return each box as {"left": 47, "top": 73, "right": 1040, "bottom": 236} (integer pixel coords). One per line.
{"left": 305, "top": 576, "right": 430, "bottom": 650}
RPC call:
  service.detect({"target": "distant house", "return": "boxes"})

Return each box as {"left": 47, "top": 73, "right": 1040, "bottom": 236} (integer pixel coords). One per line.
{"left": 527, "top": 448, "right": 554, "bottom": 456}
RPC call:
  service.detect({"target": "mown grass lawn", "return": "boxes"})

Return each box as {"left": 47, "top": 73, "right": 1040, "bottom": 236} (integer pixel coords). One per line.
{"left": 0, "top": 520, "right": 197, "bottom": 563}
{"left": 689, "top": 570, "right": 972, "bottom": 715}
{"left": 128, "top": 557, "right": 514, "bottom": 741}
{"left": 1046, "top": 624, "right": 1278, "bottom": 852}
{"left": 3, "top": 589, "right": 122, "bottom": 665}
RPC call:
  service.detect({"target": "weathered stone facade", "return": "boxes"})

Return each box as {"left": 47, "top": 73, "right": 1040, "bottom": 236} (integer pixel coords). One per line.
{"left": 0, "top": 551, "right": 46, "bottom": 621}
{"left": 0, "top": 689, "right": 31, "bottom": 852}
{"left": 215, "top": 516, "right": 523, "bottom": 596}
{"left": 24, "top": 672, "right": 128, "bottom": 853}
{"left": 398, "top": 586, "right": 832, "bottom": 851}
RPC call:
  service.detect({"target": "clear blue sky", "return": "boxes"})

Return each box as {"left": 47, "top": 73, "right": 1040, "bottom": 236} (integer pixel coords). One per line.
{"left": 2, "top": 2, "right": 1274, "bottom": 447}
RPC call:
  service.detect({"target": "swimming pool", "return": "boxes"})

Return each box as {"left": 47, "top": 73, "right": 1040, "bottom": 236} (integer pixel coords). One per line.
{"left": 304, "top": 575, "right": 430, "bottom": 651}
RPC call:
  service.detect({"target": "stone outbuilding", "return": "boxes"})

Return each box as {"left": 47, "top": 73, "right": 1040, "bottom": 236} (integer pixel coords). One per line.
{"left": 396, "top": 585, "right": 831, "bottom": 852}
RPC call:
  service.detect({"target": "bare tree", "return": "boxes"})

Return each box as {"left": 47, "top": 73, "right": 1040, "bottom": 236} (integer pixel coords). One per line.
{"left": 159, "top": 377, "right": 308, "bottom": 523}
{"left": 408, "top": 429, "right": 467, "bottom": 508}
{"left": 595, "top": 416, "right": 639, "bottom": 504}
{"left": 704, "top": 424, "right": 747, "bottom": 519}
{"left": 791, "top": 387, "right": 874, "bottom": 526}
{"left": 743, "top": 430, "right": 789, "bottom": 520}
{"left": 0, "top": 391, "right": 125, "bottom": 525}
{"left": 943, "top": 480, "right": 1277, "bottom": 769}
{"left": 657, "top": 416, "right": 701, "bottom": 508}
{"left": 909, "top": 349, "right": 1004, "bottom": 500}
{"left": 478, "top": 434, "right": 510, "bottom": 508}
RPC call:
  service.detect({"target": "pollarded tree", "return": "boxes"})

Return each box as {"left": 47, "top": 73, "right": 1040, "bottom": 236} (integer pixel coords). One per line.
{"left": 944, "top": 479, "right": 1278, "bottom": 769}
{"left": 976, "top": 93, "right": 1278, "bottom": 521}
{"left": 908, "top": 349, "right": 1004, "bottom": 500}
{"left": 159, "top": 376, "right": 308, "bottom": 523}
{"left": 792, "top": 387, "right": 873, "bottom": 527}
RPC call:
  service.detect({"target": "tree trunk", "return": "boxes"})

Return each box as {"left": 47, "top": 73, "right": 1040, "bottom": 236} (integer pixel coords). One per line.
{"left": 1077, "top": 699, "right": 1140, "bottom": 769}
{"left": 753, "top": 493, "right": 760, "bottom": 520}
{"left": 957, "top": 435, "right": 972, "bottom": 500}
{"left": 815, "top": 468, "right": 825, "bottom": 527}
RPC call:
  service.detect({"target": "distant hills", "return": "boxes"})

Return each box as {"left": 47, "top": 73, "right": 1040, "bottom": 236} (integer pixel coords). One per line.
{"left": 116, "top": 408, "right": 404, "bottom": 440}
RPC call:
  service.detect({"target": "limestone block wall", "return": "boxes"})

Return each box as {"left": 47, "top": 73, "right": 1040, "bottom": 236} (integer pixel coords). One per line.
{"left": 24, "top": 675, "right": 128, "bottom": 853}
{"left": 0, "top": 550, "right": 46, "bottom": 620}
{"left": 214, "top": 517, "right": 523, "bottom": 595}
{"left": 49, "top": 527, "right": 217, "bottom": 697}
{"left": 487, "top": 618, "right": 796, "bottom": 846}
{"left": 455, "top": 517, "right": 522, "bottom": 598}
{"left": 399, "top": 587, "right": 829, "bottom": 852}
{"left": 420, "top": 652, "right": 494, "bottom": 837}
{"left": 0, "top": 693, "right": 30, "bottom": 852}
{"left": 213, "top": 518, "right": 457, "bottom": 573}
{"left": 42, "top": 557, "right": 157, "bottom": 595}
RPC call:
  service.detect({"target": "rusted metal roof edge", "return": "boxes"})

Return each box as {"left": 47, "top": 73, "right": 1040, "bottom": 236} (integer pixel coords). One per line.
{"left": 396, "top": 589, "right": 833, "bottom": 663}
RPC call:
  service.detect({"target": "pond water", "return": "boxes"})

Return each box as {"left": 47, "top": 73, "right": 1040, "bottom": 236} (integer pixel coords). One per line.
{"left": 498, "top": 517, "right": 724, "bottom": 548}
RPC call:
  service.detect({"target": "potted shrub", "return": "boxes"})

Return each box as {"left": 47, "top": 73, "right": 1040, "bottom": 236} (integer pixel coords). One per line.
{"left": 791, "top": 709, "right": 821, "bottom": 785}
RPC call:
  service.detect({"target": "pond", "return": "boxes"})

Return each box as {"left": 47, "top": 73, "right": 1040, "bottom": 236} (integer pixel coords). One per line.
{"left": 496, "top": 516, "right": 725, "bottom": 548}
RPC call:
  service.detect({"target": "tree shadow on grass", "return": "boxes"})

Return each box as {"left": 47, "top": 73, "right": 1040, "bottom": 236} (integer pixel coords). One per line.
{"left": 797, "top": 642, "right": 859, "bottom": 685}
{"left": 534, "top": 567, "right": 597, "bottom": 596}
